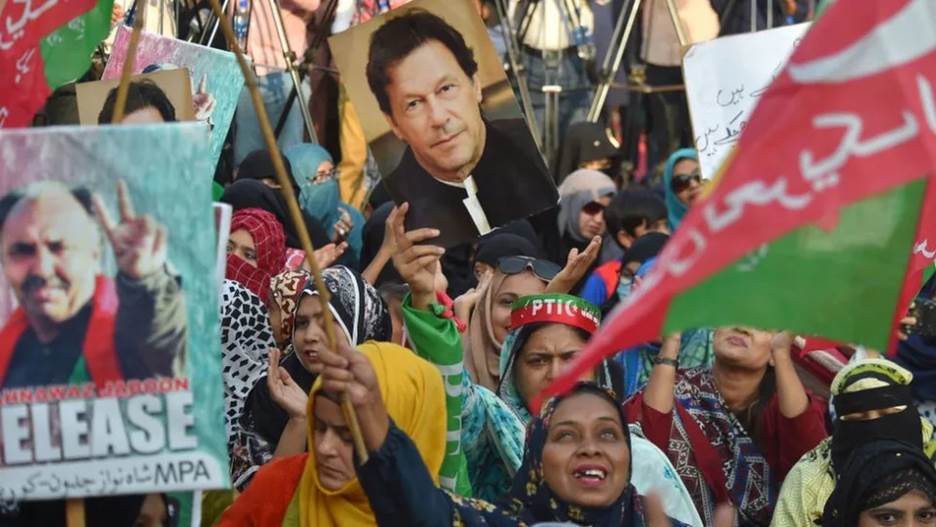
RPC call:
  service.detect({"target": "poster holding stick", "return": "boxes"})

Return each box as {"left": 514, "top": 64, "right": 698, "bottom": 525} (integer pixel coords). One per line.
{"left": 329, "top": 0, "right": 558, "bottom": 247}
{"left": 0, "top": 124, "right": 229, "bottom": 509}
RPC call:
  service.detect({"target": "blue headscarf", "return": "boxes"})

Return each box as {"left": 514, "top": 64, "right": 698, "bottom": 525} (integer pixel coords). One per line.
{"left": 662, "top": 148, "right": 699, "bottom": 230}
{"left": 285, "top": 144, "right": 364, "bottom": 264}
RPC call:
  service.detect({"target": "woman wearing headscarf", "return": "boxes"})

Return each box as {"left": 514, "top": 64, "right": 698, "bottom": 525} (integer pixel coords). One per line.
{"left": 285, "top": 143, "right": 365, "bottom": 268}
{"left": 319, "top": 344, "right": 690, "bottom": 527}
{"left": 822, "top": 439, "right": 936, "bottom": 527}
{"left": 630, "top": 328, "right": 828, "bottom": 525}
{"left": 266, "top": 270, "right": 310, "bottom": 350}
{"left": 225, "top": 208, "right": 287, "bottom": 302}
{"left": 896, "top": 273, "right": 936, "bottom": 429}
{"left": 771, "top": 359, "right": 936, "bottom": 527}
{"left": 557, "top": 169, "right": 617, "bottom": 260}
{"left": 218, "top": 342, "right": 447, "bottom": 526}
{"left": 662, "top": 148, "right": 701, "bottom": 230}
{"left": 232, "top": 266, "right": 390, "bottom": 488}
{"left": 221, "top": 178, "right": 332, "bottom": 251}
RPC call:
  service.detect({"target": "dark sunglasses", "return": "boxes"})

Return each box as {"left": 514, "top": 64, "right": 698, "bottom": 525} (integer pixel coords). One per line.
{"left": 581, "top": 201, "right": 606, "bottom": 215}
{"left": 671, "top": 170, "right": 702, "bottom": 193}
{"left": 497, "top": 256, "right": 561, "bottom": 281}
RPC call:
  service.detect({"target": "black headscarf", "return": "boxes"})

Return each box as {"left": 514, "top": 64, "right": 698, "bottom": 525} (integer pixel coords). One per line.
{"left": 297, "top": 265, "right": 392, "bottom": 345}
{"left": 236, "top": 149, "right": 300, "bottom": 193}
{"left": 474, "top": 233, "right": 541, "bottom": 267}
{"left": 823, "top": 439, "right": 936, "bottom": 527}
{"left": 506, "top": 382, "right": 648, "bottom": 526}
{"left": 621, "top": 232, "right": 669, "bottom": 268}
{"left": 220, "top": 179, "right": 330, "bottom": 250}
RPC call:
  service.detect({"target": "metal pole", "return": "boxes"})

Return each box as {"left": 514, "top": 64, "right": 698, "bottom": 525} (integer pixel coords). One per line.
{"left": 587, "top": 0, "right": 640, "bottom": 122}
{"left": 663, "top": 0, "right": 687, "bottom": 47}
{"left": 495, "top": 0, "right": 541, "bottom": 148}
{"left": 750, "top": 0, "right": 756, "bottom": 32}
{"left": 767, "top": 0, "right": 773, "bottom": 28}
{"left": 265, "top": 0, "right": 317, "bottom": 142}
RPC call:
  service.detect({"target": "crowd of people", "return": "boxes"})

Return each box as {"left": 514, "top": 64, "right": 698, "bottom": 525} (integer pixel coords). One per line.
{"left": 11, "top": 0, "right": 936, "bottom": 525}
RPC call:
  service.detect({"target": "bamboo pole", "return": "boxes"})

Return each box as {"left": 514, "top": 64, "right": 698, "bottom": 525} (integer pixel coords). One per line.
{"left": 205, "top": 0, "right": 370, "bottom": 464}
{"left": 65, "top": 497, "right": 85, "bottom": 527}
{"left": 111, "top": 0, "right": 145, "bottom": 122}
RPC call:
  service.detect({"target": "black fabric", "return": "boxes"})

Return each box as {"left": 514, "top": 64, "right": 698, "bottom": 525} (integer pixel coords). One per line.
{"left": 475, "top": 233, "right": 541, "bottom": 267}
{"left": 823, "top": 440, "right": 936, "bottom": 527}
{"left": 385, "top": 118, "right": 557, "bottom": 248}
{"left": 245, "top": 351, "right": 316, "bottom": 448}
{"left": 442, "top": 243, "right": 476, "bottom": 298}
{"left": 490, "top": 219, "right": 542, "bottom": 253}
{"left": 830, "top": 408, "right": 924, "bottom": 474}
{"left": 621, "top": 232, "right": 669, "bottom": 267}
{"left": 864, "top": 467, "right": 936, "bottom": 510}
{"left": 833, "top": 385, "right": 916, "bottom": 416}
{"left": 236, "top": 149, "right": 299, "bottom": 193}
{"left": 0, "top": 494, "right": 176, "bottom": 527}
{"left": 555, "top": 121, "right": 620, "bottom": 183}
{"left": 220, "top": 179, "right": 330, "bottom": 250}
{"left": 895, "top": 274, "right": 936, "bottom": 401}
{"left": 3, "top": 302, "right": 91, "bottom": 388}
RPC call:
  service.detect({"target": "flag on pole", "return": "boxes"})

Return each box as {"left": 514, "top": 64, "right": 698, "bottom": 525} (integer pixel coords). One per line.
{"left": 539, "top": 0, "right": 936, "bottom": 407}
{"left": 0, "top": 0, "right": 114, "bottom": 127}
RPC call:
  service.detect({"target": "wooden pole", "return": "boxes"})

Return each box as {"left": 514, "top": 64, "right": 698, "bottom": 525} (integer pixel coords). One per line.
{"left": 205, "top": 0, "right": 370, "bottom": 464}
{"left": 111, "top": 0, "right": 145, "bottom": 122}
{"left": 65, "top": 497, "right": 85, "bottom": 527}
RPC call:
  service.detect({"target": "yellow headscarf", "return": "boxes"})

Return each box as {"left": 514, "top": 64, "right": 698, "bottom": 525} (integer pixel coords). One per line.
{"left": 298, "top": 341, "right": 447, "bottom": 527}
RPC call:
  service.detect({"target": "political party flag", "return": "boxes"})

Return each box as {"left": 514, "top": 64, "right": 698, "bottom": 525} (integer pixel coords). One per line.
{"left": 0, "top": 0, "right": 114, "bottom": 127}
{"left": 539, "top": 0, "right": 936, "bottom": 407}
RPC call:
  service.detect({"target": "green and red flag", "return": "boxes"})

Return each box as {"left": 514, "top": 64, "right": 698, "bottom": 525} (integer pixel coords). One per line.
{"left": 540, "top": 0, "right": 936, "bottom": 406}
{"left": 0, "top": 0, "right": 114, "bottom": 127}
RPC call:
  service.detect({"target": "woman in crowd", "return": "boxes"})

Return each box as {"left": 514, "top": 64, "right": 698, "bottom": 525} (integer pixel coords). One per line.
{"left": 630, "top": 328, "right": 828, "bottom": 525}
{"left": 231, "top": 266, "right": 391, "bottom": 487}
{"left": 772, "top": 359, "right": 936, "bottom": 527}
{"left": 662, "top": 148, "right": 702, "bottom": 230}
{"left": 285, "top": 143, "right": 364, "bottom": 268}
{"left": 897, "top": 274, "right": 936, "bottom": 428}
{"left": 266, "top": 270, "right": 309, "bottom": 350}
{"left": 219, "top": 341, "right": 447, "bottom": 526}
{"left": 391, "top": 209, "right": 701, "bottom": 523}
{"left": 225, "top": 207, "right": 286, "bottom": 302}
{"left": 822, "top": 439, "right": 936, "bottom": 527}
{"left": 557, "top": 168, "right": 617, "bottom": 261}
{"left": 318, "top": 338, "right": 689, "bottom": 526}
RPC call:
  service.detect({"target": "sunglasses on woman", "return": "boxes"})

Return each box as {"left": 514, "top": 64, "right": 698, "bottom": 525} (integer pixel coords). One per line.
{"left": 310, "top": 167, "right": 339, "bottom": 185}
{"left": 671, "top": 169, "right": 702, "bottom": 193}
{"left": 497, "top": 256, "right": 561, "bottom": 281}
{"left": 581, "top": 201, "right": 606, "bottom": 216}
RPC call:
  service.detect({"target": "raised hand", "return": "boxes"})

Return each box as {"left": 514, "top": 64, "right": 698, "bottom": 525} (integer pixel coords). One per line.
{"left": 389, "top": 203, "right": 444, "bottom": 309}
{"left": 770, "top": 330, "right": 795, "bottom": 361}
{"left": 92, "top": 180, "right": 168, "bottom": 280}
{"left": 192, "top": 74, "right": 216, "bottom": 122}
{"left": 545, "top": 235, "right": 602, "bottom": 294}
{"left": 332, "top": 208, "right": 353, "bottom": 243}
{"left": 318, "top": 342, "right": 389, "bottom": 451}
{"left": 454, "top": 268, "right": 492, "bottom": 322}
{"left": 266, "top": 348, "right": 308, "bottom": 419}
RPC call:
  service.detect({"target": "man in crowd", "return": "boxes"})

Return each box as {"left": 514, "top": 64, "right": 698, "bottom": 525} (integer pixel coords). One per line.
{"left": 0, "top": 181, "right": 187, "bottom": 389}
{"left": 366, "top": 9, "right": 556, "bottom": 247}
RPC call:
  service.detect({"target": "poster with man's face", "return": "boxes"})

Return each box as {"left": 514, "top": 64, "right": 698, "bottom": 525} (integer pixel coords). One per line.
{"left": 0, "top": 123, "right": 229, "bottom": 502}
{"left": 330, "top": 0, "right": 558, "bottom": 247}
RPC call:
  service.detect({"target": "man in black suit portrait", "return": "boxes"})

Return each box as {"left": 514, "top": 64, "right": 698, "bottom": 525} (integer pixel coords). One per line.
{"left": 366, "top": 9, "right": 557, "bottom": 246}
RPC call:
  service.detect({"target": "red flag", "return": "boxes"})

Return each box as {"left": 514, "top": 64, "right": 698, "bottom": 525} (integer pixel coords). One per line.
{"left": 538, "top": 0, "right": 936, "bottom": 410}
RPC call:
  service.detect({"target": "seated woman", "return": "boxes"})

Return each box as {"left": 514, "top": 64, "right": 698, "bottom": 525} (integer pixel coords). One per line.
{"left": 285, "top": 143, "right": 365, "bottom": 268}
{"left": 232, "top": 266, "right": 391, "bottom": 488}
{"left": 317, "top": 340, "right": 688, "bottom": 526}
{"left": 218, "top": 342, "right": 447, "bottom": 526}
{"left": 391, "top": 211, "right": 701, "bottom": 523}
{"left": 822, "top": 438, "right": 936, "bottom": 526}
{"left": 225, "top": 207, "right": 287, "bottom": 302}
{"left": 772, "top": 359, "right": 936, "bottom": 527}
{"left": 629, "top": 328, "right": 828, "bottom": 525}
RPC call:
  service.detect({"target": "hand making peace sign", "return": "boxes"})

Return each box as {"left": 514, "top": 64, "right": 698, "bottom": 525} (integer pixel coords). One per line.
{"left": 91, "top": 180, "right": 168, "bottom": 280}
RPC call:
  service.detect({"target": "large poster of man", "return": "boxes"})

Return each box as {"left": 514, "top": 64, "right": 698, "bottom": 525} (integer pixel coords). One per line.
{"left": 329, "top": 0, "right": 558, "bottom": 247}
{"left": 0, "top": 123, "right": 229, "bottom": 502}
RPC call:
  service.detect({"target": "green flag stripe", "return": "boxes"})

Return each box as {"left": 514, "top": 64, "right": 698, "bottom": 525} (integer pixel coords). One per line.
{"left": 40, "top": 0, "right": 114, "bottom": 90}
{"left": 663, "top": 179, "right": 926, "bottom": 351}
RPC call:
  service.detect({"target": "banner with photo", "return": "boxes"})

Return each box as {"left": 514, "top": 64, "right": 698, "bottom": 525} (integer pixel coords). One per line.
{"left": 329, "top": 0, "right": 557, "bottom": 247}
{"left": 104, "top": 27, "right": 244, "bottom": 166}
{"left": 0, "top": 123, "right": 229, "bottom": 503}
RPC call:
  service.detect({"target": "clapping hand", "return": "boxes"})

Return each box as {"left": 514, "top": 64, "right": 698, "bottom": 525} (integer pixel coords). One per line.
{"left": 92, "top": 180, "right": 168, "bottom": 280}
{"left": 546, "top": 235, "right": 601, "bottom": 294}
{"left": 389, "top": 203, "right": 444, "bottom": 309}
{"left": 266, "top": 348, "right": 308, "bottom": 419}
